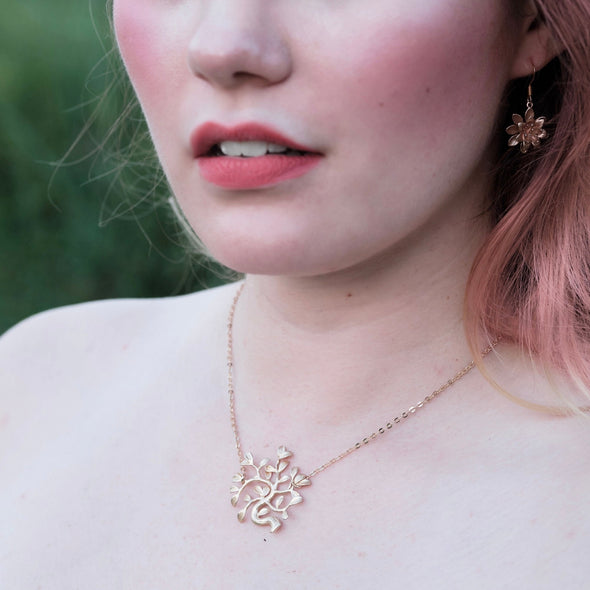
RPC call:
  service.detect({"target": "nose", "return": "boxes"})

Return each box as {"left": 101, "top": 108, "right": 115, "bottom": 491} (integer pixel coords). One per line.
{"left": 187, "top": 1, "right": 293, "bottom": 89}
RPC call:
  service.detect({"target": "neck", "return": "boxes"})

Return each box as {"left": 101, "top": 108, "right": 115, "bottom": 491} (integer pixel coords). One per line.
{"left": 231, "top": 194, "right": 489, "bottom": 442}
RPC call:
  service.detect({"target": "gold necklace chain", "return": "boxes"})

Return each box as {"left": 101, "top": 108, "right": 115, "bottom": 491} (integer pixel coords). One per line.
{"left": 227, "top": 282, "right": 493, "bottom": 532}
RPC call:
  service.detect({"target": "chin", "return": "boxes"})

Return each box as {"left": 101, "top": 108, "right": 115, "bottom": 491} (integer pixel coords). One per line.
{"left": 208, "top": 242, "right": 313, "bottom": 276}
{"left": 205, "top": 233, "right": 382, "bottom": 278}
{"left": 192, "top": 221, "right": 312, "bottom": 276}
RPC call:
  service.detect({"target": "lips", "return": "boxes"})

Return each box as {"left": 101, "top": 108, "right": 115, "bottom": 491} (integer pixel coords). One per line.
{"left": 190, "top": 122, "right": 323, "bottom": 190}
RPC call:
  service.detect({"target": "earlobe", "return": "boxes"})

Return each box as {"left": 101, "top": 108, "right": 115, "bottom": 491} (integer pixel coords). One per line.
{"left": 509, "top": 21, "right": 560, "bottom": 79}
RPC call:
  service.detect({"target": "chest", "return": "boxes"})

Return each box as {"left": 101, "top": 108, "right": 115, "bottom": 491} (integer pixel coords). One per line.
{"left": 4, "top": 413, "right": 586, "bottom": 590}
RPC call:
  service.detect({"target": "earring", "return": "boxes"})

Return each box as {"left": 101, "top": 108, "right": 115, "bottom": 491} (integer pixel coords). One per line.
{"left": 506, "top": 66, "right": 548, "bottom": 154}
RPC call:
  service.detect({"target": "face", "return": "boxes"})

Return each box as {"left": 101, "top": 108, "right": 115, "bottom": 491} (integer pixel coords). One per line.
{"left": 113, "top": 0, "right": 521, "bottom": 276}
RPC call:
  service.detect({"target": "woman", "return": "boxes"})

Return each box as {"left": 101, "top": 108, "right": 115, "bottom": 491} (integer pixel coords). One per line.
{"left": 2, "top": 0, "right": 590, "bottom": 587}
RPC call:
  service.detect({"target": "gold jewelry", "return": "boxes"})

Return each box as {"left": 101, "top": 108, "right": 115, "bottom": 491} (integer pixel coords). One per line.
{"left": 227, "top": 283, "right": 493, "bottom": 533}
{"left": 506, "top": 66, "right": 548, "bottom": 154}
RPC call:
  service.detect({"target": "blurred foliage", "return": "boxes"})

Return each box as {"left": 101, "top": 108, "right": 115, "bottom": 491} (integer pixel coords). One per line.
{"left": 0, "top": 0, "right": 228, "bottom": 334}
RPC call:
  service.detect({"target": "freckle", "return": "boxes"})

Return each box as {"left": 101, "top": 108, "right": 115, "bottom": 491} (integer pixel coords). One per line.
{"left": 426, "top": 87, "right": 431, "bottom": 94}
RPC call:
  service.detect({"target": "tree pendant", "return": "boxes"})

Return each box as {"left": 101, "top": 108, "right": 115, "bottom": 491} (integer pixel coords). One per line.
{"left": 230, "top": 446, "right": 311, "bottom": 533}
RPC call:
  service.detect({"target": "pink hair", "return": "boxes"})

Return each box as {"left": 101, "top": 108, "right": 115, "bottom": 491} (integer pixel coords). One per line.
{"left": 465, "top": 0, "right": 590, "bottom": 413}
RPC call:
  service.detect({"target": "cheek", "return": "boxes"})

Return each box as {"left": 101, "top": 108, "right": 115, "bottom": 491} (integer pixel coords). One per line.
{"left": 113, "top": 0, "right": 196, "bottom": 183}
{"left": 322, "top": 6, "right": 509, "bottom": 160}
{"left": 113, "top": 1, "right": 158, "bottom": 87}
{"left": 113, "top": 1, "right": 187, "bottom": 119}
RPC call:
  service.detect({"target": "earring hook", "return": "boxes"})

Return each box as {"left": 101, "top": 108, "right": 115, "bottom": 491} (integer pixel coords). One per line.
{"left": 527, "top": 65, "right": 537, "bottom": 108}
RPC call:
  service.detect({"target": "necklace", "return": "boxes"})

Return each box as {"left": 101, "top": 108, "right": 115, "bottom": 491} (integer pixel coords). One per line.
{"left": 227, "top": 283, "right": 493, "bottom": 533}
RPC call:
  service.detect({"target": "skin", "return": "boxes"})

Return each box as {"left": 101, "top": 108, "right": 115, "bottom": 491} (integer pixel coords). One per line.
{"left": 115, "top": 0, "right": 512, "bottom": 276}
{"left": 1, "top": 0, "right": 589, "bottom": 588}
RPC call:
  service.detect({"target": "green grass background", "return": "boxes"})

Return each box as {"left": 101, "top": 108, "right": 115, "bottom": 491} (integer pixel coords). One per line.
{"left": 0, "top": 0, "right": 227, "bottom": 334}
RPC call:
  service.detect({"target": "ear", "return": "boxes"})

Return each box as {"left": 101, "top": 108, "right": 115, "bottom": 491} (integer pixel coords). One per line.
{"left": 509, "top": 7, "right": 560, "bottom": 79}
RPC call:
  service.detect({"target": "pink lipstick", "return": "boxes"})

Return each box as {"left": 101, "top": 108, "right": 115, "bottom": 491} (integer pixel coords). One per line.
{"left": 191, "top": 123, "right": 323, "bottom": 190}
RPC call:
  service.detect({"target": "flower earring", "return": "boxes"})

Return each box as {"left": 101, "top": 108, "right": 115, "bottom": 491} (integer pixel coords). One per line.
{"left": 506, "top": 66, "right": 548, "bottom": 153}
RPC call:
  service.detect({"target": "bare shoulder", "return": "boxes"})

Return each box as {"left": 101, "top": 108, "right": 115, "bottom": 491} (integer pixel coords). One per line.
{"left": 0, "top": 282, "right": 242, "bottom": 588}
{"left": 0, "top": 281, "right": 238, "bottom": 361}
{"left": 0, "top": 279, "right": 241, "bottom": 384}
{"left": 0, "top": 281, "right": 240, "bottom": 465}
{"left": 464, "top": 358, "right": 590, "bottom": 579}
{"left": 0, "top": 281, "right": 239, "bottom": 370}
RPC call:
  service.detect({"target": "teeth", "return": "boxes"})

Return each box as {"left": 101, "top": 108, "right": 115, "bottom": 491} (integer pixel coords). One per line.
{"left": 218, "top": 141, "right": 289, "bottom": 157}
{"left": 266, "top": 142, "right": 289, "bottom": 154}
{"left": 219, "top": 141, "right": 267, "bottom": 157}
